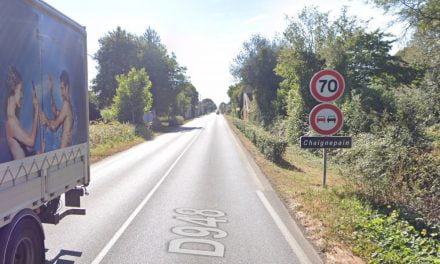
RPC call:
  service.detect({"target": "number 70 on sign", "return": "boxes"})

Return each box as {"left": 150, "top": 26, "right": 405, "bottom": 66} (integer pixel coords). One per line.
{"left": 310, "top": 69, "right": 345, "bottom": 103}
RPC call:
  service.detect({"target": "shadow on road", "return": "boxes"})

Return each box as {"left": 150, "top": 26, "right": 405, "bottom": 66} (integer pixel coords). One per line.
{"left": 45, "top": 249, "right": 82, "bottom": 264}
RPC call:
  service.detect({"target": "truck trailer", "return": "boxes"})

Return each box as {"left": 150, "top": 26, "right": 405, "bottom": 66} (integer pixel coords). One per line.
{"left": 0, "top": 0, "right": 89, "bottom": 263}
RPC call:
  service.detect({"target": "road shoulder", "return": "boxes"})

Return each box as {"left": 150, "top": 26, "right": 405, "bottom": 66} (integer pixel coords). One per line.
{"left": 224, "top": 117, "right": 324, "bottom": 264}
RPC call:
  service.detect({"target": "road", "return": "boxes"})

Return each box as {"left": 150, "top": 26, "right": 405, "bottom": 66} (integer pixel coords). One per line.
{"left": 44, "top": 114, "right": 322, "bottom": 264}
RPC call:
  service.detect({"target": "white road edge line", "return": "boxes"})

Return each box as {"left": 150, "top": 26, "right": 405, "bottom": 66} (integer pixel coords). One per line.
{"left": 256, "top": 190, "right": 313, "bottom": 264}
{"left": 223, "top": 117, "right": 265, "bottom": 190}
{"left": 91, "top": 130, "right": 203, "bottom": 264}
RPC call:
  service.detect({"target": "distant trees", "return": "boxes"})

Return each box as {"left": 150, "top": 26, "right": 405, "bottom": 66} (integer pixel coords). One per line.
{"left": 174, "top": 82, "right": 199, "bottom": 117}
{"left": 230, "top": 35, "right": 282, "bottom": 126}
{"left": 201, "top": 98, "right": 217, "bottom": 114}
{"left": 218, "top": 102, "right": 227, "bottom": 114}
{"left": 137, "top": 28, "right": 188, "bottom": 116}
{"left": 92, "top": 26, "right": 200, "bottom": 121}
{"left": 93, "top": 27, "right": 139, "bottom": 109}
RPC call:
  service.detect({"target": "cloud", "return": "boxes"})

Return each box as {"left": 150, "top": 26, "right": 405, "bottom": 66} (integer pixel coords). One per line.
{"left": 243, "top": 14, "right": 267, "bottom": 25}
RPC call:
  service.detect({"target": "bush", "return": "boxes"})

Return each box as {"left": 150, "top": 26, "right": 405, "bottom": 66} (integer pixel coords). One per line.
{"left": 169, "top": 115, "right": 185, "bottom": 127}
{"left": 337, "top": 126, "right": 440, "bottom": 228}
{"left": 89, "top": 121, "right": 137, "bottom": 148}
{"left": 135, "top": 124, "right": 153, "bottom": 140}
{"left": 231, "top": 117, "right": 287, "bottom": 163}
{"left": 100, "top": 107, "right": 117, "bottom": 123}
{"left": 353, "top": 210, "right": 440, "bottom": 264}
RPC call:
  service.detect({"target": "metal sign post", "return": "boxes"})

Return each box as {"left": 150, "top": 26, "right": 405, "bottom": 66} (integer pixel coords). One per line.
{"left": 323, "top": 148, "right": 327, "bottom": 187}
{"left": 301, "top": 69, "right": 351, "bottom": 187}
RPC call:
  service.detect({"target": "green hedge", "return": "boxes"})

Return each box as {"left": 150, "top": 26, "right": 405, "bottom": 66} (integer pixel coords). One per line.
{"left": 231, "top": 117, "right": 287, "bottom": 163}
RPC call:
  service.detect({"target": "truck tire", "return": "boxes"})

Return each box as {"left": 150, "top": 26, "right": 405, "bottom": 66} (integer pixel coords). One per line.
{"left": 0, "top": 211, "right": 45, "bottom": 264}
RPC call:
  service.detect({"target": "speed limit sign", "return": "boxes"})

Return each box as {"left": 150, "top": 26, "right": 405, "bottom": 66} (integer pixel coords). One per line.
{"left": 309, "top": 69, "right": 345, "bottom": 102}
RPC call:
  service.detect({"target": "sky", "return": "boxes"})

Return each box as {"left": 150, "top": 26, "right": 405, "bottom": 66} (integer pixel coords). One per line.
{"left": 44, "top": 0, "right": 404, "bottom": 106}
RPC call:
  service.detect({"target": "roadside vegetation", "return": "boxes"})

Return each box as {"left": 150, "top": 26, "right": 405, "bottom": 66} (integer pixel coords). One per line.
{"left": 89, "top": 121, "right": 146, "bottom": 163}
{"left": 87, "top": 27, "right": 218, "bottom": 162}
{"left": 88, "top": 27, "right": 217, "bottom": 125}
{"left": 227, "top": 0, "right": 440, "bottom": 262}
{"left": 229, "top": 117, "right": 440, "bottom": 263}
{"left": 231, "top": 117, "right": 287, "bottom": 162}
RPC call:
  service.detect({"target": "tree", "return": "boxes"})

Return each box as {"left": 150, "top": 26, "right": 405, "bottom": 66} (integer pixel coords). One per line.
{"left": 137, "top": 28, "right": 175, "bottom": 116}
{"left": 231, "top": 35, "right": 282, "bottom": 126}
{"left": 93, "top": 27, "right": 139, "bottom": 108}
{"left": 135, "top": 29, "right": 190, "bottom": 117}
{"left": 369, "top": 0, "right": 440, "bottom": 33}
{"left": 173, "top": 82, "right": 198, "bottom": 117}
{"left": 201, "top": 98, "right": 217, "bottom": 114}
{"left": 370, "top": 0, "right": 439, "bottom": 123}
{"left": 113, "top": 68, "right": 152, "bottom": 124}
{"left": 275, "top": 7, "right": 419, "bottom": 138}
{"left": 167, "top": 53, "right": 189, "bottom": 116}
{"left": 275, "top": 7, "right": 328, "bottom": 138}
{"left": 369, "top": 0, "right": 439, "bottom": 83}
{"left": 93, "top": 26, "right": 197, "bottom": 119}
{"left": 218, "top": 102, "right": 227, "bottom": 114}
{"left": 227, "top": 83, "right": 244, "bottom": 118}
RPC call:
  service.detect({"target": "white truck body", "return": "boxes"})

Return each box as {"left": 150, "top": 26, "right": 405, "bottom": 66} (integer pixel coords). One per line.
{"left": 0, "top": 144, "right": 89, "bottom": 228}
{"left": 0, "top": 0, "right": 89, "bottom": 262}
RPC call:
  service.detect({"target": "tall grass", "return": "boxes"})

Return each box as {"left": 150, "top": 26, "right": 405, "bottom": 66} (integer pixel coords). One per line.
{"left": 89, "top": 121, "right": 138, "bottom": 149}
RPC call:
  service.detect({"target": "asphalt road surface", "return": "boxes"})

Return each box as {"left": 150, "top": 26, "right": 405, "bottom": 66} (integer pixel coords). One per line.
{"left": 44, "top": 114, "right": 323, "bottom": 264}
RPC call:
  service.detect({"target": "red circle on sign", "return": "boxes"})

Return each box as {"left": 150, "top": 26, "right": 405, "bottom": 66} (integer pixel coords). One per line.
{"left": 309, "top": 69, "right": 345, "bottom": 102}
{"left": 309, "top": 104, "right": 344, "bottom": 136}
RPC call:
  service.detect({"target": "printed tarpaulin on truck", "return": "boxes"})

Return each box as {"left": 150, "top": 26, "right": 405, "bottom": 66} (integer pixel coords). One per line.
{"left": 0, "top": 0, "right": 87, "bottom": 164}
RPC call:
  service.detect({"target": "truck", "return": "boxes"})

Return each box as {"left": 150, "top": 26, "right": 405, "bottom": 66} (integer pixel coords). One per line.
{"left": 0, "top": 0, "right": 89, "bottom": 263}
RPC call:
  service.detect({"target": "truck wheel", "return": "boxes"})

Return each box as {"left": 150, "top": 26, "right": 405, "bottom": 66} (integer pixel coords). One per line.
{"left": 3, "top": 218, "right": 45, "bottom": 264}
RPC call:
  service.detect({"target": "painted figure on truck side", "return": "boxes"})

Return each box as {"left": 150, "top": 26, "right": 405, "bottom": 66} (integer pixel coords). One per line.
{"left": 40, "top": 72, "right": 73, "bottom": 148}
{"left": 5, "top": 67, "right": 40, "bottom": 160}
{"left": 0, "top": 0, "right": 88, "bottom": 164}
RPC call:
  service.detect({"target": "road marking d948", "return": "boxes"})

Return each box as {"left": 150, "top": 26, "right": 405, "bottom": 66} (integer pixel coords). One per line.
{"left": 168, "top": 208, "right": 228, "bottom": 257}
